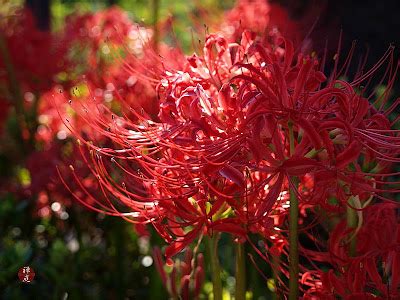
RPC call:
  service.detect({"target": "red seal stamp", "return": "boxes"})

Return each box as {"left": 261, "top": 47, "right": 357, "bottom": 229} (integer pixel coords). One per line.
{"left": 18, "top": 266, "right": 35, "bottom": 283}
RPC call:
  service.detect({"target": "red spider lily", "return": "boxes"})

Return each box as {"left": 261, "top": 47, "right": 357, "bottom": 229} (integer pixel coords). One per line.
{"left": 62, "top": 31, "right": 291, "bottom": 257}
{"left": 62, "top": 22, "right": 400, "bottom": 266}
{"left": 0, "top": 8, "right": 68, "bottom": 139}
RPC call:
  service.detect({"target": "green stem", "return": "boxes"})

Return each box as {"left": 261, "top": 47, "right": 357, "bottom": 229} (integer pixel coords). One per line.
{"left": 235, "top": 242, "right": 246, "bottom": 300}
{"left": 270, "top": 251, "right": 280, "bottom": 300}
{"left": 208, "top": 234, "right": 222, "bottom": 300}
{"left": 288, "top": 121, "right": 299, "bottom": 300}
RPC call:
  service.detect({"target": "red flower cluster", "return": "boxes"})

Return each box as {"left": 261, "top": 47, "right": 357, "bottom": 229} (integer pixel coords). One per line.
{"left": 0, "top": 8, "right": 67, "bottom": 135}
{"left": 57, "top": 2, "right": 400, "bottom": 298}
